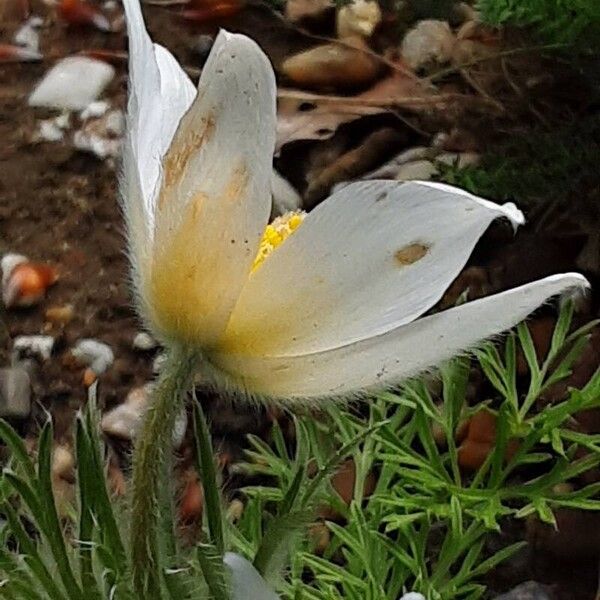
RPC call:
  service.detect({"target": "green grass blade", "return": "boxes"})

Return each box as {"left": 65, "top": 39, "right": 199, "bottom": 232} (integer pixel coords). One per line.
{"left": 192, "top": 398, "right": 224, "bottom": 555}
{"left": 0, "top": 420, "right": 36, "bottom": 482}
{"left": 36, "top": 420, "right": 84, "bottom": 600}
{"left": 196, "top": 543, "right": 229, "bottom": 600}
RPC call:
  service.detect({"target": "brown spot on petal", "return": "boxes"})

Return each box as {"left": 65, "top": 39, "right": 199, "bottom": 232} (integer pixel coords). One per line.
{"left": 220, "top": 163, "right": 248, "bottom": 204}
{"left": 395, "top": 243, "right": 429, "bottom": 266}
{"left": 160, "top": 113, "right": 216, "bottom": 204}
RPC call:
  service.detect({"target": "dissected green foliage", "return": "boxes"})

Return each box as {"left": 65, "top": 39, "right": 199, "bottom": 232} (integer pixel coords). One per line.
{"left": 478, "top": 0, "right": 600, "bottom": 47}
{"left": 0, "top": 304, "right": 599, "bottom": 599}
{"left": 232, "top": 303, "right": 600, "bottom": 599}
{"left": 437, "top": 115, "right": 600, "bottom": 207}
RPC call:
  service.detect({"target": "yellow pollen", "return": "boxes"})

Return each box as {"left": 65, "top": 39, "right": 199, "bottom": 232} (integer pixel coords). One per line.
{"left": 252, "top": 211, "right": 306, "bottom": 272}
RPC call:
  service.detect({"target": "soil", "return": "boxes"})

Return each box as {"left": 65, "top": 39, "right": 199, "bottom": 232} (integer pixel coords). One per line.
{"left": 1, "top": 1, "right": 600, "bottom": 598}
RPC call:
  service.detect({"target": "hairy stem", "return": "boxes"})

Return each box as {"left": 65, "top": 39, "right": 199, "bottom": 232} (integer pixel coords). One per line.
{"left": 130, "top": 345, "right": 197, "bottom": 599}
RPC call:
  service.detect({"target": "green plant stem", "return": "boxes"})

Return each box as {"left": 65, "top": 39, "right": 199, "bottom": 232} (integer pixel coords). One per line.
{"left": 130, "top": 345, "right": 198, "bottom": 599}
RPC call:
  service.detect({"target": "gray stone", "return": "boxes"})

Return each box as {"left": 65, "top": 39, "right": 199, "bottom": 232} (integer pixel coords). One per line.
{"left": 394, "top": 160, "right": 439, "bottom": 181}
{"left": 0, "top": 367, "right": 31, "bottom": 419}
{"left": 224, "top": 552, "right": 280, "bottom": 600}
{"left": 495, "top": 581, "right": 552, "bottom": 600}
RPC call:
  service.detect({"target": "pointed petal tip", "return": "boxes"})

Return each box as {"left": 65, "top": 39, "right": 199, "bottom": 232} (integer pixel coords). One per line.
{"left": 499, "top": 201, "right": 524, "bottom": 231}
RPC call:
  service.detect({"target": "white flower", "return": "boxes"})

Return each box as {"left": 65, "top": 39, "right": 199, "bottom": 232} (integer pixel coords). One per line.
{"left": 121, "top": 0, "right": 588, "bottom": 401}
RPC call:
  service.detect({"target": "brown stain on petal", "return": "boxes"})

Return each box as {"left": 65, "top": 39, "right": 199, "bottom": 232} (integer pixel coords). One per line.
{"left": 160, "top": 114, "right": 216, "bottom": 205}
{"left": 220, "top": 163, "right": 249, "bottom": 204}
{"left": 395, "top": 243, "right": 429, "bottom": 266}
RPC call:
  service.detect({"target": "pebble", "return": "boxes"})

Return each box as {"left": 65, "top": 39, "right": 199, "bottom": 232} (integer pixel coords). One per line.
{"left": 435, "top": 151, "right": 480, "bottom": 168}
{"left": 400, "top": 594, "right": 426, "bottom": 600}
{"left": 72, "top": 339, "right": 114, "bottom": 375}
{"left": 45, "top": 304, "right": 75, "bottom": 325}
{"left": 101, "top": 384, "right": 187, "bottom": 447}
{"left": 271, "top": 169, "right": 302, "bottom": 216}
{"left": 29, "top": 57, "right": 115, "bottom": 111}
{"left": 132, "top": 331, "right": 158, "bottom": 351}
{"left": 12, "top": 335, "right": 55, "bottom": 361}
{"left": 52, "top": 444, "right": 75, "bottom": 482}
{"left": 394, "top": 160, "right": 439, "bottom": 181}
{"left": 0, "top": 367, "right": 31, "bottom": 419}
{"left": 336, "top": 0, "right": 381, "bottom": 39}
{"left": 401, "top": 20, "right": 456, "bottom": 71}
{"left": 13, "top": 16, "right": 42, "bottom": 54}
{"left": 495, "top": 581, "right": 552, "bottom": 600}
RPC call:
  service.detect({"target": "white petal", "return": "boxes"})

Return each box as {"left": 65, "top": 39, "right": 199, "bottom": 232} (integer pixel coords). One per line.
{"left": 121, "top": 0, "right": 196, "bottom": 327}
{"left": 221, "top": 180, "right": 523, "bottom": 356}
{"left": 209, "top": 274, "right": 588, "bottom": 399}
{"left": 122, "top": 0, "right": 195, "bottom": 226}
{"left": 149, "top": 31, "right": 276, "bottom": 345}
{"left": 224, "top": 553, "right": 280, "bottom": 600}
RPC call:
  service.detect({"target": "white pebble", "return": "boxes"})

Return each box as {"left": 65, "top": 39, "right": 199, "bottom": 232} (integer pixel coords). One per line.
{"left": 73, "top": 130, "right": 121, "bottom": 159}
{"left": 133, "top": 332, "right": 158, "bottom": 351}
{"left": 14, "top": 17, "right": 41, "bottom": 53}
{"left": 29, "top": 57, "right": 115, "bottom": 111}
{"left": 1, "top": 254, "right": 27, "bottom": 286}
{"left": 400, "top": 594, "right": 426, "bottom": 600}
{"left": 401, "top": 20, "right": 456, "bottom": 71}
{"left": 13, "top": 335, "right": 55, "bottom": 361}
{"left": 394, "top": 159, "right": 439, "bottom": 181}
{"left": 72, "top": 339, "right": 114, "bottom": 375}
{"left": 271, "top": 169, "right": 302, "bottom": 216}
{"left": 79, "top": 100, "right": 110, "bottom": 120}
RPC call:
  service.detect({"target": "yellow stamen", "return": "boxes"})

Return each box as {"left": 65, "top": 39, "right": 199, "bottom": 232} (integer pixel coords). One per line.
{"left": 252, "top": 211, "right": 306, "bottom": 272}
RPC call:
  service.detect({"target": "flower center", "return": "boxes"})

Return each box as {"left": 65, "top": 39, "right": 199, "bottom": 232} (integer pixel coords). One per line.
{"left": 252, "top": 211, "right": 305, "bottom": 272}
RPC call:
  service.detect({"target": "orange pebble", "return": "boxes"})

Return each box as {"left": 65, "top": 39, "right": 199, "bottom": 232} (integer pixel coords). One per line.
{"left": 79, "top": 48, "right": 127, "bottom": 65}
{"left": 457, "top": 439, "right": 492, "bottom": 471}
{"left": 466, "top": 410, "right": 496, "bottom": 444}
{"left": 2, "top": 262, "right": 58, "bottom": 308}
{"left": 180, "top": 475, "right": 204, "bottom": 523}
{"left": 83, "top": 367, "right": 97, "bottom": 387}
{"left": 182, "top": 1, "right": 242, "bottom": 22}
{"left": 58, "top": 0, "right": 111, "bottom": 31}
{"left": 0, "top": 43, "right": 41, "bottom": 63}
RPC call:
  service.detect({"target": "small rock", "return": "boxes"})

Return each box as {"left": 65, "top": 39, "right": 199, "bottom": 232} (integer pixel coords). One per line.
{"left": 153, "top": 352, "right": 167, "bottom": 373}
{"left": 45, "top": 304, "right": 75, "bottom": 325}
{"left": 0, "top": 43, "right": 41, "bottom": 62}
{"left": 37, "top": 119, "right": 66, "bottom": 142}
{"left": 364, "top": 146, "right": 434, "bottom": 179}
{"left": 132, "top": 331, "right": 158, "bottom": 351}
{"left": 271, "top": 169, "right": 302, "bottom": 216}
{"left": 495, "top": 581, "right": 552, "bottom": 600}
{"left": 394, "top": 159, "right": 438, "bottom": 181}
{"left": 336, "top": 0, "right": 381, "bottom": 39}
{"left": 101, "top": 384, "right": 187, "bottom": 447}
{"left": 79, "top": 100, "right": 110, "bottom": 119}
{"left": 52, "top": 444, "right": 75, "bottom": 482}
{"left": 14, "top": 16, "right": 42, "bottom": 54}
{"left": 29, "top": 57, "right": 115, "bottom": 111}
{"left": 401, "top": 20, "right": 456, "bottom": 71}
{"left": 180, "top": 470, "right": 203, "bottom": 523}
{"left": 2, "top": 254, "right": 58, "bottom": 308}
{"left": 72, "top": 339, "right": 114, "bottom": 375}
{"left": 400, "top": 593, "right": 426, "bottom": 600}
{"left": 282, "top": 37, "right": 380, "bottom": 91}
{"left": 0, "top": 367, "right": 31, "bottom": 419}
{"left": 12, "top": 335, "right": 55, "bottom": 361}
{"left": 435, "top": 151, "right": 480, "bottom": 168}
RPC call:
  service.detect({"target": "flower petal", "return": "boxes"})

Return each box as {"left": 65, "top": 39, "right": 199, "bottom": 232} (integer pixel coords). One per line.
{"left": 121, "top": 0, "right": 195, "bottom": 316}
{"left": 208, "top": 274, "right": 588, "bottom": 399}
{"left": 122, "top": 0, "right": 195, "bottom": 223}
{"left": 149, "top": 31, "right": 276, "bottom": 345}
{"left": 221, "top": 180, "right": 524, "bottom": 356}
